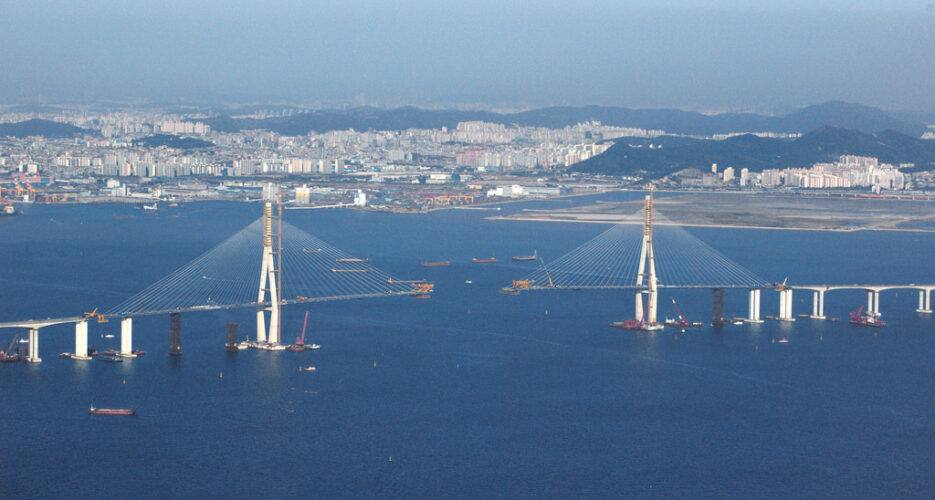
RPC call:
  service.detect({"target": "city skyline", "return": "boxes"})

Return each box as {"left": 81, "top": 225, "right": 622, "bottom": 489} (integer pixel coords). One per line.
{"left": 2, "top": 1, "right": 934, "bottom": 112}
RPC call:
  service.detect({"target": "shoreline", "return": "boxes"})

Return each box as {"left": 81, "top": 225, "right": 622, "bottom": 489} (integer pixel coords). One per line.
{"left": 486, "top": 214, "right": 935, "bottom": 233}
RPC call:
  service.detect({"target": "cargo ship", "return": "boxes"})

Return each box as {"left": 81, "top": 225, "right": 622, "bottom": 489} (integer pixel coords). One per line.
{"left": 421, "top": 260, "right": 451, "bottom": 267}
{"left": 89, "top": 405, "right": 136, "bottom": 416}
{"left": 471, "top": 257, "right": 497, "bottom": 263}
{"left": 512, "top": 251, "right": 537, "bottom": 262}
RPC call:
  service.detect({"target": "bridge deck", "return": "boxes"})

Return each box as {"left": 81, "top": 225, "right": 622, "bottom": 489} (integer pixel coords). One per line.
{"left": 0, "top": 291, "right": 419, "bottom": 330}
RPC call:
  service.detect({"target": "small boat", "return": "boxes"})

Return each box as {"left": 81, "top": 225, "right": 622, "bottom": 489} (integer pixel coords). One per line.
{"left": 512, "top": 251, "right": 537, "bottom": 262}
{"left": 471, "top": 257, "right": 497, "bottom": 263}
{"left": 236, "top": 341, "right": 249, "bottom": 350}
{"left": 59, "top": 352, "right": 72, "bottom": 359}
{"left": 88, "top": 348, "right": 99, "bottom": 357}
{"left": 102, "top": 334, "right": 115, "bottom": 339}
{"left": 777, "top": 338, "right": 789, "bottom": 343}
{"left": 89, "top": 405, "right": 136, "bottom": 416}
{"left": 131, "top": 350, "right": 146, "bottom": 356}
{"left": 142, "top": 203, "right": 158, "bottom": 211}
{"left": 1, "top": 205, "right": 16, "bottom": 216}
{"left": 421, "top": 260, "right": 451, "bottom": 267}
{"left": 101, "top": 349, "right": 118, "bottom": 356}
{"left": 307, "top": 344, "right": 320, "bottom": 350}
{"left": 98, "top": 353, "right": 122, "bottom": 362}
{"left": 300, "top": 366, "right": 316, "bottom": 372}
{"left": 465, "top": 280, "right": 473, "bottom": 284}
{"left": 18, "top": 338, "right": 29, "bottom": 344}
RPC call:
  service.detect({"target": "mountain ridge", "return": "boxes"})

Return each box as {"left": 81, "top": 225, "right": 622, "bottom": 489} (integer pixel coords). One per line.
{"left": 196, "top": 101, "right": 926, "bottom": 137}
{"left": 572, "top": 126, "right": 935, "bottom": 178}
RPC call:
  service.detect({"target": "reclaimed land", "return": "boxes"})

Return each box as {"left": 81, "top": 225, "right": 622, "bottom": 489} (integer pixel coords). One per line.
{"left": 490, "top": 192, "right": 935, "bottom": 232}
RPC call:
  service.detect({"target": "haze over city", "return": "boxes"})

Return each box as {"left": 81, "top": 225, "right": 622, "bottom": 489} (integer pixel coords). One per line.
{"left": 2, "top": 0, "right": 934, "bottom": 112}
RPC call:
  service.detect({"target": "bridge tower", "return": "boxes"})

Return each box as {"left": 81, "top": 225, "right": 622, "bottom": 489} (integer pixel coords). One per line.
{"left": 256, "top": 201, "right": 281, "bottom": 345}
{"left": 634, "top": 191, "right": 662, "bottom": 330}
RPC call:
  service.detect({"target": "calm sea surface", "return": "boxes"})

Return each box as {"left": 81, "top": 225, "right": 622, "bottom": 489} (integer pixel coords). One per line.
{"left": 2, "top": 193, "right": 935, "bottom": 498}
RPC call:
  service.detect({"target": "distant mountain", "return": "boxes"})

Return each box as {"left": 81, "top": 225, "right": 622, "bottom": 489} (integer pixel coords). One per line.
{"left": 198, "top": 102, "right": 927, "bottom": 137}
{"left": 133, "top": 134, "right": 214, "bottom": 149}
{"left": 572, "top": 126, "right": 935, "bottom": 178}
{"left": 0, "top": 118, "right": 92, "bottom": 138}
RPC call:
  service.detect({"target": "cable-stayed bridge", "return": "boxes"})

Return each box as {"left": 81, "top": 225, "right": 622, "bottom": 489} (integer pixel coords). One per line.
{"left": 0, "top": 202, "right": 429, "bottom": 362}
{"left": 504, "top": 193, "right": 935, "bottom": 330}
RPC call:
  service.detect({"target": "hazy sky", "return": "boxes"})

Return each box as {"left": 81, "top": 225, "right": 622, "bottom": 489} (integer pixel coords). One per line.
{"left": 2, "top": 0, "right": 934, "bottom": 111}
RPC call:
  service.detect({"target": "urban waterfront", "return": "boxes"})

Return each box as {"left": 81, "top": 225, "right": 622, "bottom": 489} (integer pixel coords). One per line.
{"left": 3, "top": 193, "right": 935, "bottom": 498}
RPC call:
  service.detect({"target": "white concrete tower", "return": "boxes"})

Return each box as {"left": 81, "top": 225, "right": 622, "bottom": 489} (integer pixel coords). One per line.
{"left": 634, "top": 191, "right": 662, "bottom": 330}
{"left": 256, "top": 202, "right": 280, "bottom": 345}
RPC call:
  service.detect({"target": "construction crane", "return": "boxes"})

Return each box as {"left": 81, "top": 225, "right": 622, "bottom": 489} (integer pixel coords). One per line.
{"left": 511, "top": 280, "right": 536, "bottom": 290}
{"left": 84, "top": 308, "right": 108, "bottom": 323}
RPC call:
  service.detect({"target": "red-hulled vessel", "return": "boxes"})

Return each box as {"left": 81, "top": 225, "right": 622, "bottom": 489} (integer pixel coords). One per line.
{"left": 849, "top": 306, "right": 885, "bottom": 327}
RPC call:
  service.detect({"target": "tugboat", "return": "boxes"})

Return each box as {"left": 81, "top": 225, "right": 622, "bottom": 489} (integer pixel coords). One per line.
{"left": 849, "top": 306, "right": 886, "bottom": 327}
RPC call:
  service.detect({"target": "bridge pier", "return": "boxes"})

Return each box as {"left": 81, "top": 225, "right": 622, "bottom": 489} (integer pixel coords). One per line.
{"left": 169, "top": 313, "right": 181, "bottom": 355}
{"left": 73, "top": 321, "right": 90, "bottom": 360}
{"left": 120, "top": 317, "right": 136, "bottom": 357}
{"left": 26, "top": 328, "right": 41, "bottom": 363}
{"left": 810, "top": 290, "right": 826, "bottom": 319}
{"left": 866, "top": 290, "right": 881, "bottom": 316}
{"left": 918, "top": 289, "right": 932, "bottom": 313}
{"left": 747, "top": 289, "right": 763, "bottom": 322}
{"left": 779, "top": 289, "right": 795, "bottom": 321}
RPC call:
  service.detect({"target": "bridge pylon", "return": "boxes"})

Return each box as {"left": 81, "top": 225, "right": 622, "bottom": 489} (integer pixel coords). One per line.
{"left": 256, "top": 201, "right": 281, "bottom": 345}
{"left": 634, "top": 191, "right": 663, "bottom": 330}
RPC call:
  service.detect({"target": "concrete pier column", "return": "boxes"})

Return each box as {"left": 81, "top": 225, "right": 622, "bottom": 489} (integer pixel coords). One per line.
{"left": 779, "top": 290, "right": 786, "bottom": 320}
{"left": 635, "top": 292, "right": 644, "bottom": 322}
{"left": 26, "top": 328, "right": 41, "bottom": 363}
{"left": 918, "top": 289, "right": 932, "bottom": 313}
{"left": 120, "top": 317, "right": 135, "bottom": 357}
{"left": 780, "top": 289, "right": 795, "bottom": 321}
{"left": 747, "top": 289, "right": 762, "bottom": 322}
{"left": 927, "top": 289, "right": 932, "bottom": 313}
{"left": 873, "top": 291, "right": 880, "bottom": 316}
{"left": 75, "top": 321, "right": 89, "bottom": 359}
{"left": 755, "top": 289, "right": 761, "bottom": 319}
{"left": 811, "top": 291, "right": 826, "bottom": 319}
{"left": 748, "top": 290, "right": 755, "bottom": 320}
{"left": 867, "top": 291, "right": 874, "bottom": 315}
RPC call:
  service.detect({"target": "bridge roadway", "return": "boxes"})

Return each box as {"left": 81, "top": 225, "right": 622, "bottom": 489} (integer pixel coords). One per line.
{"left": 0, "top": 290, "right": 420, "bottom": 363}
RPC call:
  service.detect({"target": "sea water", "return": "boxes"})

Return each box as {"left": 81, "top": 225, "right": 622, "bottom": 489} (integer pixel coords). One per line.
{"left": 2, "top": 194, "right": 935, "bottom": 498}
